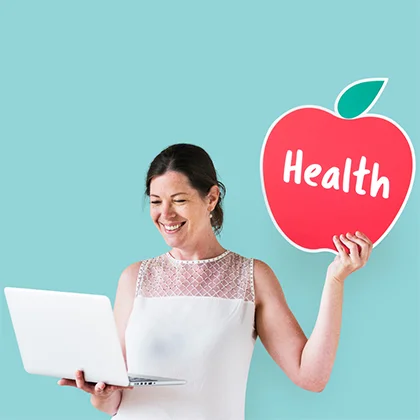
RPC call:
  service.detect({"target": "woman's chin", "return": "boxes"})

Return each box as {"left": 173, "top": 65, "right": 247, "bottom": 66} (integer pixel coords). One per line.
{"left": 162, "top": 232, "right": 184, "bottom": 248}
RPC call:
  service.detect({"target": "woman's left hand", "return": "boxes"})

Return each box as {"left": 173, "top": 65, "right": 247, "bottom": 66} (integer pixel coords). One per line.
{"left": 327, "top": 231, "right": 373, "bottom": 284}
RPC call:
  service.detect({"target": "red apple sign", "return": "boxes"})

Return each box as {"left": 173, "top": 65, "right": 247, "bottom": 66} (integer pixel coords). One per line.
{"left": 260, "top": 78, "right": 416, "bottom": 254}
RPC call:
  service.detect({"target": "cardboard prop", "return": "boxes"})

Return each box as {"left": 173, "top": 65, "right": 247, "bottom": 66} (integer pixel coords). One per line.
{"left": 260, "top": 78, "right": 416, "bottom": 254}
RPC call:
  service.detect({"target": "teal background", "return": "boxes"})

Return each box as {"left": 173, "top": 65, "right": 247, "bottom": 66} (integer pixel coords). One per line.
{"left": 1, "top": 1, "right": 418, "bottom": 419}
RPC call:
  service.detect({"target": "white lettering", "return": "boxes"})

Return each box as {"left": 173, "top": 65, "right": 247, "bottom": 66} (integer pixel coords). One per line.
{"left": 304, "top": 164, "right": 322, "bottom": 186}
{"left": 321, "top": 167, "right": 340, "bottom": 190}
{"left": 353, "top": 156, "right": 371, "bottom": 195}
{"left": 370, "top": 162, "right": 390, "bottom": 198}
{"left": 343, "top": 158, "right": 352, "bottom": 193}
{"left": 282, "top": 150, "right": 389, "bottom": 198}
{"left": 284, "top": 149, "right": 303, "bottom": 184}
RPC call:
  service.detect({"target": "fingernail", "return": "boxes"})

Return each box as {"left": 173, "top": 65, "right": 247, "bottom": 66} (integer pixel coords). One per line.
{"left": 346, "top": 232, "right": 352, "bottom": 237}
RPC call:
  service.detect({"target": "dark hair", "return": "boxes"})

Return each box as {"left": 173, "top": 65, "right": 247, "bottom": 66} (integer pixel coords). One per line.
{"left": 145, "top": 143, "right": 226, "bottom": 235}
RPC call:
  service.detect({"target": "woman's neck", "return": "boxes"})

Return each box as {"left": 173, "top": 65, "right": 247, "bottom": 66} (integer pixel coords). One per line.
{"left": 169, "top": 238, "right": 225, "bottom": 261}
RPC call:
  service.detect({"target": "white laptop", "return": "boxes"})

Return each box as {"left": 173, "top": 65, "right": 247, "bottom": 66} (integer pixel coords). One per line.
{"left": 4, "top": 287, "right": 186, "bottom": 387}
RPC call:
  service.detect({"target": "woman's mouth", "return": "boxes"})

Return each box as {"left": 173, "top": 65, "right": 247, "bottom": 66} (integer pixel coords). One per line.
{"left": 161, "top": 222, "right": 186, "bottom": 234}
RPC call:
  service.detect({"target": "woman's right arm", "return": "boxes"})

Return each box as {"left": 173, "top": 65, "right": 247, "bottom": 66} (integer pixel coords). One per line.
{"left": 90, "top": 261, "right": 141, "bottom": 414}
{"left": 59, "top": 262, "right": 141, "bottom": 415}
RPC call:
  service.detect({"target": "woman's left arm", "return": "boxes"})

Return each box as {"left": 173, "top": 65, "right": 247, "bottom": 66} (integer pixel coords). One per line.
{"left": 255, "top": 231, "right": 373, "bottom": 393}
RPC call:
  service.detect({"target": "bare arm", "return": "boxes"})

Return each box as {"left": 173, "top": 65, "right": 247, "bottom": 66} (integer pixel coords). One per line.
{"left": 297, "top": 274, "right": 344, "bottom": 391}
{"left": 58, "top": 262, "right": 140, "bottom": 415}
{"left": 255, "top": 232, "right": 372, "bottom": 392}
{"left": 90, "top": 261, "right": 140, "bottom": 414}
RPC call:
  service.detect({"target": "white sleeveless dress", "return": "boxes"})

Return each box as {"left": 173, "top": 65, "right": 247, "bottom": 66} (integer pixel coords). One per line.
{"left": 113, "top": 250, "right": 256, "bottom": 420}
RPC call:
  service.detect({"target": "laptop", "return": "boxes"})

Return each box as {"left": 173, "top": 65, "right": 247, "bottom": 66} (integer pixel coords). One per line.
{"left": 4, "top": 287, "right": 186, "bottom": 387}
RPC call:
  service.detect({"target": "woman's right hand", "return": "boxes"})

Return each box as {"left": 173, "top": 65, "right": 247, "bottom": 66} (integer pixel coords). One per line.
{"left": 58, "top": 369, "right": 133, "bottom": 398}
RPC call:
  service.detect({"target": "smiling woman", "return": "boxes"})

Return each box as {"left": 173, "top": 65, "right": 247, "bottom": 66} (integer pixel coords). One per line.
{"left": 145, "top": 144, "right": 226, "bottom": 258}
{"left": 58, "top": 143, "right": 373, "bottom": 420}
{"left": 147, "top": 143, "right": 226, "bottom": 234}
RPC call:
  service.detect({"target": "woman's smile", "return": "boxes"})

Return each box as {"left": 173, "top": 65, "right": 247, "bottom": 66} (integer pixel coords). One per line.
{"left": 160, "top": 221, "right": 186, "bottom": 234}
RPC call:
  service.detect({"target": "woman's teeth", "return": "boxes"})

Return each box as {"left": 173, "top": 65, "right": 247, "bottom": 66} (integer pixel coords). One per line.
{"left": 164, "top": 223, "right": 184, "bottom": 232}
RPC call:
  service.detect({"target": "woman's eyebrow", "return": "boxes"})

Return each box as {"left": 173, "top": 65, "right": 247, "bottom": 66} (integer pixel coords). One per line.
{"left": 150, "top": 192, "right": 188, "bottom": 198}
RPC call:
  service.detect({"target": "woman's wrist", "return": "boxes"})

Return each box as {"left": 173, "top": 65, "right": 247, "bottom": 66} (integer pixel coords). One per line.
{"left": 326, "top": 272, "right": 347, "bottom": 287}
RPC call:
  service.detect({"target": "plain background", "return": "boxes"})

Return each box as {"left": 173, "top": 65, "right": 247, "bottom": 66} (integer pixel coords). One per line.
{"left": 0, "top": 1, "right": 418, "bottom": 419}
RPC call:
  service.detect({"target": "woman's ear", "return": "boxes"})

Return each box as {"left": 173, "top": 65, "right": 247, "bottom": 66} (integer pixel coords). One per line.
{"left": 207, "top": 185, "right": 220, "bottom": 211}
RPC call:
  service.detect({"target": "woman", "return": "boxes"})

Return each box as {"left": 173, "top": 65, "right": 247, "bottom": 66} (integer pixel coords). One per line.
{"left": 58, "top": 143, "right": 373, "bottom": 419}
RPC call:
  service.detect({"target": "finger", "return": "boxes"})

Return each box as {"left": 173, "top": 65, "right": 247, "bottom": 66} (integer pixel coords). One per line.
{"left": 106, "top": 385, "right": 133, "bottom": 392}
{"left": 355, "top": 231, "right": 373, "bottom": 247}
{"left": 75, "top": 370, "right": 85, "bottom": 388}
{"left": 58, "top": 378, "right": 77, "bottom": 387}
{"left": 94, "top": 382, "right": 107, "bottom": 394}
{"left": 354, "top": 231, "right": 373, "bottom": 261}
{"left": 345, "top": 232, "right": 369, "bottom": 261}
{"left": 339, "top": 234, "right": 360, "bottom": 260}
{"left": 333, "top": 235, "right": 348, "bottom": 259}
{"left": 75, "top": 370, "right": 95, "bottom": 393}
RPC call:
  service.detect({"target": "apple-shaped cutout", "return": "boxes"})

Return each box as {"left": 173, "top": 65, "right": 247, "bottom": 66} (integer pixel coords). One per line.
{"left": 260, "top": 78, "right": 416, "bottom": 254}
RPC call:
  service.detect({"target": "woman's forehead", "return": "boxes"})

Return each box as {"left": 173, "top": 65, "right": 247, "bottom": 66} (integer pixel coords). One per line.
{"left": 150, "top": 171, "right": 195, "bottom": 195}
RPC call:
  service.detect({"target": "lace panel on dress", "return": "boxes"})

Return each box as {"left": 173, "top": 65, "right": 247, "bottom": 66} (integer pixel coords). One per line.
{"left": 136, "top": 251, "right": 255, "bottom": 302}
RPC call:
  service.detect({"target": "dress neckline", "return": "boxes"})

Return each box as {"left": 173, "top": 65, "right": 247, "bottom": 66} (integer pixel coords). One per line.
{"left": 165, "top": 250, "right": 231, "bottom": 265}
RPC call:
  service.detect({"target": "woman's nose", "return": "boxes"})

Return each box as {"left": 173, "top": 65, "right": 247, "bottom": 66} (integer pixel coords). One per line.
{"left": 161, "top": 202, "right": 176, "bottom": 219}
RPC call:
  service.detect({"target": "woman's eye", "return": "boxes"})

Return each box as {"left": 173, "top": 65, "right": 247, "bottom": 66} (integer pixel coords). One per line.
{"left": 174, "top": 200, "right": 186, "bottom": 203}
{"left": 150, "top": 201, "right": 161, "bottom": 205}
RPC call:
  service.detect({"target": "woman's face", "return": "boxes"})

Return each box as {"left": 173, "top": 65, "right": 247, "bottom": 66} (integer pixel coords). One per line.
{"left": 149, "top": 171, "right": 219, "bottom": 250}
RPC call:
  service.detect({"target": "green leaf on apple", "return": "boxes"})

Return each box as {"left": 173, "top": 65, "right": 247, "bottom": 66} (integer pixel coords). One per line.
{"left": 334, "top": 78, "right": 388, "bottom": 119}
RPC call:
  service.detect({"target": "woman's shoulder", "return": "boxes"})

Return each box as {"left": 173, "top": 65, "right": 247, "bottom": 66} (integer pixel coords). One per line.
{"left": 251, "top": 258, "right": 283, "bottom": 307}
{"left": 118, "top": 253, "right": 167, "bottom": 283}
{"left": 229, "top": 253, "right": 276, "bottom": 285}
{"left": 227, "top": 252, "right": 274, "bottom": 281}
{"left": 252, "top": 258, "right": 274, "bottom": 275}
{"left": 122, "top": 260, "right": 144, "bottom": 274}
{"left": 229, "top": 250, "right": 270, "bottom": 269}
{"left": 117, "top": 261, "right": 142, "bottom": 288}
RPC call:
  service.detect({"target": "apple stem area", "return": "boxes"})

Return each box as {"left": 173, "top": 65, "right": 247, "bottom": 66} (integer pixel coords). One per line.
{"left": 283, "top": 150, "right": 390, "bottom": 198}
